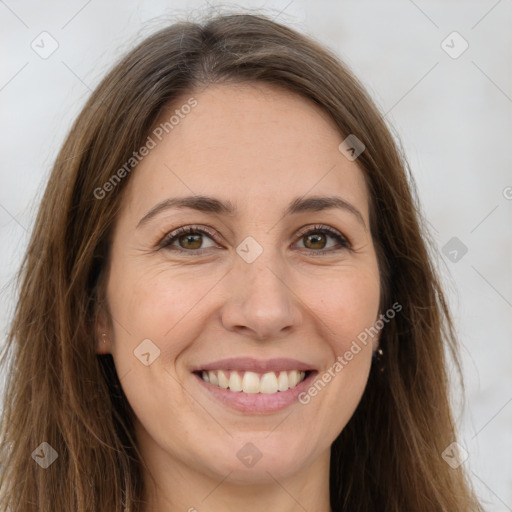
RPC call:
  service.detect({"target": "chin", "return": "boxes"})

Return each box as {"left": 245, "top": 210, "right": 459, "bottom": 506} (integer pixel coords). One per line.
{"left": 201, "top": 433, "right": 315, "bottom": 483}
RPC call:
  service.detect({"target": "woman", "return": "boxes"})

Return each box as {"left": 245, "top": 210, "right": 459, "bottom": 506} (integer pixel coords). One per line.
{"left": 0, "top": 11, "right": 484, "bottom": 512}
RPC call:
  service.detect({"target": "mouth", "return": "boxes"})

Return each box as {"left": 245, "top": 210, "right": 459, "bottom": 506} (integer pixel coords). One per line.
{"left": 191, "top": 358, "right": 318, "bottom": 414}
{"left": 194, "top": 369, "right": 311, "bottom": 394}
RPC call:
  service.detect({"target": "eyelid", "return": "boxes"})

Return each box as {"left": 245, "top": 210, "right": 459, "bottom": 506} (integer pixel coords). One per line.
{"left": 294, "top": 223, "right": 345, "bottom": 240}
{"left": 158, "top": 223, "right": 351, "bottom": 254}
{"left": 293, "top": 224, "right": 352, "bottom": 253}
{"left": 157, "top": 224, "right": 220, "bottom": 250}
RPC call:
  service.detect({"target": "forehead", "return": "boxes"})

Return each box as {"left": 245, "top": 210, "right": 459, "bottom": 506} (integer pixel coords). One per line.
{"left": 122, "top": 82, "right": 369, "bottom": 222}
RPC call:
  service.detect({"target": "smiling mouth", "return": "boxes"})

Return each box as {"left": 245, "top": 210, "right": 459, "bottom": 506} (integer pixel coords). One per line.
{"left": 195, "top": 369, "right": 311, "bottom": 394}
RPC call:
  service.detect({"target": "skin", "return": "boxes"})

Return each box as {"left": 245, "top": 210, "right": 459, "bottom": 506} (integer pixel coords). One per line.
{"left": 96, "top": 82, "right": 381, "bottom": 512}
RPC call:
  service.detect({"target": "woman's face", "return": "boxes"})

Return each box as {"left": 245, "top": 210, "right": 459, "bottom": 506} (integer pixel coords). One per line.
{"left": 98, "top": 83, "right": 381, "bottom": 486}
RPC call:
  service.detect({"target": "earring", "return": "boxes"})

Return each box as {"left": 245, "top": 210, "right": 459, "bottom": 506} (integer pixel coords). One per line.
{"left": 101, "top": 333, "right": 107, "bottom": 344}
{"left": 372, "top": 347, "right": 384, "bottom": 373}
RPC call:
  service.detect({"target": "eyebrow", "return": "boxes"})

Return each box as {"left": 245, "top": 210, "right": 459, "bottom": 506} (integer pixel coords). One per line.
{"left": 136, "top": 194, "right": 366, "bottom": 228}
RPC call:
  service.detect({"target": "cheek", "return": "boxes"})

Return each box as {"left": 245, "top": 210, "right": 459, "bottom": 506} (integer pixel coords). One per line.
{"left": 107, "top": 260, "right": 217, "bottom": 343}
{"left": 300, "top": 266, "right": 380, "bottom": 417}
{"left": 313, "top": 265, "right": 381, "bottom": 350}
{"left": 107, "top": 251, "right": 381, "bottom": 378}
{"left": 105, "top": 260, "right": 228, "bottom": 416}
{"left": 104, "top": 265, "right": 212, "bottom": 441}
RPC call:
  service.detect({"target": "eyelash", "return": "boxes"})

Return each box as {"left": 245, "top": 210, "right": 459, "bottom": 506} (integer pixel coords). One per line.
{"left": 158, "top": 224, "right": 351, "bottom": 256}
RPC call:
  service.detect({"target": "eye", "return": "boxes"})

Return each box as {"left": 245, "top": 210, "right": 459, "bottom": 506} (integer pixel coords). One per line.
{"left": 159, "top": 224, "right": 351, "bottom": 256}
{"left": 294, "top": 224, "right": 350, "bottom": 255}
{"left": 159, "top": 225, "right": 219, "bottom": 254}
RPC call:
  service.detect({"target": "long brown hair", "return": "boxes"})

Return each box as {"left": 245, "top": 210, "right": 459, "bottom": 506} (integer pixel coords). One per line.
{"left": 0, "top": 10, "right": 484, "bottom": 511}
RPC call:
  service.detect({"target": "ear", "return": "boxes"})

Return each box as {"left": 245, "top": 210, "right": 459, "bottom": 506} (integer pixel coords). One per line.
{"left": 95, "top": 306, "right": 112, "bottom": 355}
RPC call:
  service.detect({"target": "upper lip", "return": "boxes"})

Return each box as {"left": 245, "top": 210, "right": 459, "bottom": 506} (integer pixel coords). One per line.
{"left": 192, "top": 357, "right": 316, "bottom": 374}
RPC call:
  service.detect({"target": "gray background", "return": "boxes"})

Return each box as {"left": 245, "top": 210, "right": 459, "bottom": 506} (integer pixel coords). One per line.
{"left": 1, "top": 0, "right": 511, "bottom": 509}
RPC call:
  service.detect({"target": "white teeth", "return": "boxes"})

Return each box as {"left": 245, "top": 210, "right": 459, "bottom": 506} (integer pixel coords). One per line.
{"left": 217, "top": 370, "right": 229, "bottom": 389}
{"left": 277, "top": 371, "right": 289, "bottom": 391}
{"left": 229, "top": 371, "right": 243, "bottom": 392}
{"left": 242, "top": 371, "right": 260, "bottom": 393}
{"left": 208, "top": 370, "right": 218, "bottom": 386}
{"left": 200, "top": 370, "right": 307, "bottom": 393}
{"left": 260, "top": 372, "right": 278, "bottom": 394}
{"left": 288, "top": 370, "right": 299, "bottom": 388}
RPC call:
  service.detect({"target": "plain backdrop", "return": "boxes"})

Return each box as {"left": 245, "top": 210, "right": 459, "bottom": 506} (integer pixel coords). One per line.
{"left": 1, "top": 0, "right": 511, "bottom": 509}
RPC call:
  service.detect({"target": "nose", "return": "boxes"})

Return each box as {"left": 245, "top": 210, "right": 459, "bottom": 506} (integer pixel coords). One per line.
{"left": 220, "top": 249, "right": 303, "bottom": 341}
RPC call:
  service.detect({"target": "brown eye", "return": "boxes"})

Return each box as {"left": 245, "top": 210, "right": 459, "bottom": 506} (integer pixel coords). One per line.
{"left": 159, "top": 224, "right": 350, "bottom": 256}
{"left": 303, "top": 232, "right": 328, "bottom": 250}
{"left": 177, "top": 233, "right": 203, "bottom": 250}
{"left": 160, "top": 226, "right": 218, "bottom": 253}
{"left": 295, "top": 225, "right": 350, "bottom": 255}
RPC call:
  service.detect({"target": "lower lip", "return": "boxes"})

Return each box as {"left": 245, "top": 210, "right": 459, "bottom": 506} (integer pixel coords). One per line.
{"left": 193, "top": 371, "right": 318, "bottom": 414}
